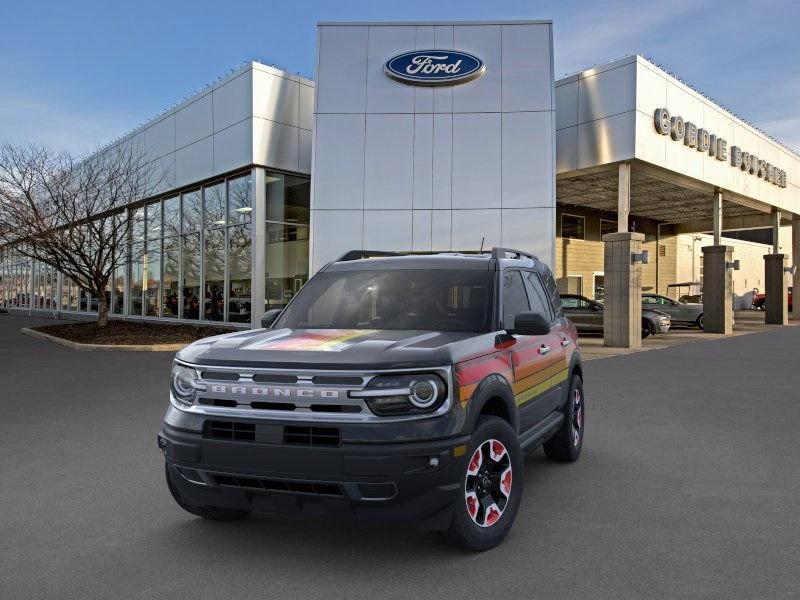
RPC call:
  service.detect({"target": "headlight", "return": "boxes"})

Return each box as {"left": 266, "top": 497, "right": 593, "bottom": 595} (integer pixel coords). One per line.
{"left": 352, "top": 373, "right": 447, "bottom": 416}
{"left": 171, "top": 363, "right": 200, "bottom": 407}
{"left": 659, "top": 315, "right": 670, "bottom": 322}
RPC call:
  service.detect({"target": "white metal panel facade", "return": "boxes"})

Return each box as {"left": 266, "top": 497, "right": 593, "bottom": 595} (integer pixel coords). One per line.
{"left": 311, "top": 21, "right": 557, "bottom": 271}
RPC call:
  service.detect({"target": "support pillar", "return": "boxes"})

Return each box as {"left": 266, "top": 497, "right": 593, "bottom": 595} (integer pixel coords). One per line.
{"left": 602, "top": 231, "right": 644, "bottom": 348}
{"left": 792, "top": 216, "right": 800, "bottom": 321}
{"left": 701, "top": 246, "right": 733, "bottom": 334}
{"left": 617, "top": 162, "right": 631, "bottom": 233}
{"left": 712, "top": 189, "right": 723, "bottom": 246}
{"left": 251, "top": 167, "right": 267, "bottom": 329}
{"left": 764, "top": 254, "right": 788, "bottom": 325}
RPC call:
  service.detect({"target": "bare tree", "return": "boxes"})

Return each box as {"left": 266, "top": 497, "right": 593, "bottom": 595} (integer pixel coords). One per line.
{"left": 0, "top": 142, "right": 163, "bottom": 326}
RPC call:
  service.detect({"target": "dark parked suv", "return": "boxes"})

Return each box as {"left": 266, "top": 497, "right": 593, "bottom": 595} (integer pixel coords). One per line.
{"left": 160, "top": 248, "right": 584, "bottom": 550}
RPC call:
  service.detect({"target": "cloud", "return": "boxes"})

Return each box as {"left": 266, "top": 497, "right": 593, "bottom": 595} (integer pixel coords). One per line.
{"left": 0, "top": 88, "right": 137, "bottom": 154}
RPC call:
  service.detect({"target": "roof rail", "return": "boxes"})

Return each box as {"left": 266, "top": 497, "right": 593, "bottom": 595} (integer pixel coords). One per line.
{"left": 490, "top": 247, "right": 539, "bottom": 261}
{"left": 335, "top": 250, "right": 404, "bottom": 262}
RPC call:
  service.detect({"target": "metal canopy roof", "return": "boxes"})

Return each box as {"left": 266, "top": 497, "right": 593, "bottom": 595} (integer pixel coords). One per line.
{"left": 556, "top": 164, "right": 774, "bottom": 226}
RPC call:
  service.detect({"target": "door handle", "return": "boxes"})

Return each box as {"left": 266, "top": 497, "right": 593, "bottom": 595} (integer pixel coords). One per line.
{"left": 561, "top": 338, "right": 571, "bottom": 347}
{"left": 538, "top": 345, "right": 551, "bottom": 355}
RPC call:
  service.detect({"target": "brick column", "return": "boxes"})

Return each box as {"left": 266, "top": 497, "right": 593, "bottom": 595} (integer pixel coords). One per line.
{"left": 602, "top": 232, "right": 644, "bottom": 348}
{"left": 764, "top": 253, "right": 788, "bottom": 325}
{"left": 701, "top": 245, "right": 733, "bottom": 334}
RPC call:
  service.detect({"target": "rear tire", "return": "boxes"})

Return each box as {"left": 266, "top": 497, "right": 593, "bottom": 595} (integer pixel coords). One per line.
{"left": 439, "top": 416, "right": 522, "bottom": 551}
{"left": 696, "top": 314, "right": 704, "bottom": 330}
{"left": 641, "top": 320, "right": 653, "bottom": 339}
{"left": 165, "top": 464, "right": 251, "bottom": 521}
{"left": 543, "top": 375, "right": 584, "bottom": 463}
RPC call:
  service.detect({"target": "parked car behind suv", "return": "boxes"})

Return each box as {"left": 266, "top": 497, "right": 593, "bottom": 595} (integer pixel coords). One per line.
{"left": 560, "top": 293, "right": 671, "bottom": 338}
{"left": 160, "top": 248, "right": 584, "bottom": 551}
{"left": 642, "top": 293, "right": 704, "bottom": 329}
{"left": 752, "top": 287, "right": 793, "bottom": 312}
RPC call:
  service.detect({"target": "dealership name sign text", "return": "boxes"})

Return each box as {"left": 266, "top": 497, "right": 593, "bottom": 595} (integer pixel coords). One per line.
{"left": 654, "top": 108, "right": 787, "bottom": 188}
{"left": 384, "top": 50, "right": 485, "bottom": 86}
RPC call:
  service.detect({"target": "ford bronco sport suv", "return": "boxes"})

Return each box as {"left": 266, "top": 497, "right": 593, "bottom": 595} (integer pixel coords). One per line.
{"left": 160, "top": 248, "right": 584, "bottom": 551}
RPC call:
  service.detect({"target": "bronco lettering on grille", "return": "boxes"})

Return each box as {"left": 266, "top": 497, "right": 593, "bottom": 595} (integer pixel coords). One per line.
{"left": 208, "top": 384, "right": 341, "bottom": 400}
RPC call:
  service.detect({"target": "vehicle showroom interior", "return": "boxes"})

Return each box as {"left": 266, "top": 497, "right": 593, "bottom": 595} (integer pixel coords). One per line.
{"left": 1, "top": 20, "right": 798, "bottom": 350}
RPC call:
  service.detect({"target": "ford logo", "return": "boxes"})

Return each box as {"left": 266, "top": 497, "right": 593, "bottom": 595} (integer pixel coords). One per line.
{"left": 384, "top": 50, "right": 485, "bottom": 86}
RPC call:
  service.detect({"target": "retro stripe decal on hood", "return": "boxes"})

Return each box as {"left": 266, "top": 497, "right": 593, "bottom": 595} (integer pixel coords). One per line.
{"left": 252, "top": 329, "right": 375, "bottom": 352}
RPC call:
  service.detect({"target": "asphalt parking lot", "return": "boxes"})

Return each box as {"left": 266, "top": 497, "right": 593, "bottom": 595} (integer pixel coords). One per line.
{"left": 1, "top": 314, "right": 799, "bottom": 599}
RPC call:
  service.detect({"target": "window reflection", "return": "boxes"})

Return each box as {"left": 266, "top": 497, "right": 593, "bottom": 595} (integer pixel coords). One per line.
{"left": 163, "top": 196, "right": 180, "bottom": 237}
{"left": 144, "top": 241, "right": 161, "bottom": 317}
{"left": 182, "top": 233, "right": 200, "bottom": 319}
{"left": 182, "top": 189, "right": 201, "bottom": 233}
{"left": 228, "top": 176, "right": 252, "bottom": 225}
{"left": 162, "top": 236, "right": 179, "bottom": 318}
{"left": 204, "top": 182, "right": 226, "bottom": 228}
{"left": 228, "top": 224, "right": 251, "bottom": 323}
{"left": 129, "top": 243, "right": 143, "bottom": 316}
{"left": 204, "top": 228, "right": 225, "bottom": 321}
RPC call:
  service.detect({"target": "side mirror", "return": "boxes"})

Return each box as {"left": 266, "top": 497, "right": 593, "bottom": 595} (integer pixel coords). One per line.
{"left": 512, "top": 311, "right": 551, "bottom": 336}
{"left": 260, "top": 309, "right": 282, "bottom": 329}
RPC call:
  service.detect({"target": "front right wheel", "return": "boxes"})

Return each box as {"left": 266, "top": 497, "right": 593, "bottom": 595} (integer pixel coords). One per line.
{"left": 439, "top": 416, "right": 523, "bottom": 551}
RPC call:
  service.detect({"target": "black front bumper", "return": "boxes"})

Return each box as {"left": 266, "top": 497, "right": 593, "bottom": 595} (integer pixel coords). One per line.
{"left": 159, "top": 421, "right": 470, "bottom": 530}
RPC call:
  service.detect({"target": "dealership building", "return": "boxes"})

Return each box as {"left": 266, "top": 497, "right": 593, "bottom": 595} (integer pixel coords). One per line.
{"left": 2, "top": 20, "right": 799, "bottom": 345}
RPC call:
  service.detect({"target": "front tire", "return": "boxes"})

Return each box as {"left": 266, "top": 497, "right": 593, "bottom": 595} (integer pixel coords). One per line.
{"left": 439, "top": 416, "right": 523, "bottom": 551}
{"left": 543, "top": 375, "right": 584, "bottom": 463}
{"left": 165, "top": 464, "right": 251, "bottom": 521}
{"left": 696, "top": 314, "right": 704, "bottom": 330}
{"left": 641, "top": 320, "right": 653, "bottom": 339}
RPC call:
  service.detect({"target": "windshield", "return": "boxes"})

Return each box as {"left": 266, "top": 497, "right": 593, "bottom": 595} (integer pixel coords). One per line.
{"left": 274, "top": 269, "right": 495, "bottom": 332}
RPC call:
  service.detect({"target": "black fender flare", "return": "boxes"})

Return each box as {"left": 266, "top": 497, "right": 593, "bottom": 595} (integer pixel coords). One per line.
{"left": 464, "top": 373, "right": 519, "bottom": 435}
{"left": 562, "top": 353, "right": 583, "bottom": 409}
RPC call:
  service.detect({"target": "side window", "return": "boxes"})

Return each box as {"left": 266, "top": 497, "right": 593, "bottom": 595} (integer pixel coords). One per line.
{"left": 642, "top": 296, "right": 657, "bottom": 304}
{"left": 523, "top": 271, "right": 553, "bottom": 320}
{"left": 502, "top": 271, "right": 530, "bottom": 330}
{"left": 560, "top": 297, "right": 580, "bottom": 309}
{"left": 542, "top": 272, "right": 562, "bottom": 316}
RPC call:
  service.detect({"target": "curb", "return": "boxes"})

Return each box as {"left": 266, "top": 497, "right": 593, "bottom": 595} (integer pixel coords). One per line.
{"left": 20, "top": 327, "right": 187, "bottom": 352}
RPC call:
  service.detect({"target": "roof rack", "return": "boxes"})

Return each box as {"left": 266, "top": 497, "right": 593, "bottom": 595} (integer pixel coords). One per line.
{"left": 335, "top": 250, "right": 403, "bottom": 262}
{"left": 490, "top": 247, "right": 539, "bottom": 261}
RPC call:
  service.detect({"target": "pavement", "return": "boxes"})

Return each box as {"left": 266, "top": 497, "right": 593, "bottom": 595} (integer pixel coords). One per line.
{"left": 1, "top": 313, "right": 799, "bottom": 599}
{"left": 578, "top": 309, "right": 799, "bottom": 360}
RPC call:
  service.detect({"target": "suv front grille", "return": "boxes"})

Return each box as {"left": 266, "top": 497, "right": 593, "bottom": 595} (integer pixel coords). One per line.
{"left": 205, "top": 420, "right": 255, "bottom": 441}
{"left": 283, "top": 426, "right": 341, "bottom": 446}
{"left": 211, "top": 473, "right": 343, "bottom": 497}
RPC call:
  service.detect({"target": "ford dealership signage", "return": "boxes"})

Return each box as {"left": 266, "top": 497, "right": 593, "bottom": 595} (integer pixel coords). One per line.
{"left": 384, "top": 50, "right": 484, "bottom": 86}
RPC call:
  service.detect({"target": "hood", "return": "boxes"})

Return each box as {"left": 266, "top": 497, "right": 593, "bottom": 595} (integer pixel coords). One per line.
{"left": 176, "top": 327, "right": 491, "bottom": 370}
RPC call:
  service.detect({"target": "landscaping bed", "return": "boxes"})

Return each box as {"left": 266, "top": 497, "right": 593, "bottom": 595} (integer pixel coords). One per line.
{"left": 32, "top": 320, "right": 235, "bottom": 345}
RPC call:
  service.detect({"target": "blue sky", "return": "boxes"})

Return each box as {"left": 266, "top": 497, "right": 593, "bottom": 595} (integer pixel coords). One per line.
{"left": 1, "top": 0, "right": 798, "bottom": 154}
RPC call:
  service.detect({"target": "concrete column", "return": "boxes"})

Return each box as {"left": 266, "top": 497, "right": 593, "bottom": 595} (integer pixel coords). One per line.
{"left": 617, "top": 162, "right": 631, "bottom": 233}
{"left": 602, "top": 231, "right": 644, "bottom": 348}
{"left": 764, "top": 253, "right": 789, "bottom": 325}
{"left": 772, "top": 209, "right": 781, "bottom": 254}
{"left": 792, "top": 216, "right": 800, "bottom": 321}
{"left": 712, "top": 190, "right": 723, "bottom": 246}
{"left": 701, "top": 245, "right": 733, "bottom": 334}
{"left": 251, "top": 167, "right": 267, "bottom": 328}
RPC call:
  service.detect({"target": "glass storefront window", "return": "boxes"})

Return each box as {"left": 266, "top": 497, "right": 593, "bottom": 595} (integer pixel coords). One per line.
{"left": 228, "top": 224, "right": 251, "bottom": 323}
{"left": 144, "top": 240, "right": 161, "bottom": 317}
{"left": 182, "top": 233, "right": 201, "bottom": 319}
{"left": 204, "top": 228, "right": 225, "bottom": 321}
{"left": 163, "top": 196, "right": 180, "bottom": 237}
{"left": 266, "top": 222, "right": 309, "bottom": 311}
{"left": 129, "top": 243, "right": 143, "bottom": 316}
{"left": 228, "top": 175, "right": 252, "bottom": 225}
{"left": 146, "top": 201, "right": 162, "bottom": 240}
{"left": 112, "top": 265, "right": 124, "bottom": 315}
{"left": 131, "top": 207, "right": 145, "bottom": 243}
{"left": 204, "top": 182, "right": 226, "bottom": 228}
{"left": 266, "top": 174, "right": 310, "bottom": 224}
{"left": 162, "top": 236, "right": 179, "bottom": 318}
{"left": 182, "top": 189, "right": 201, "bottom": 233}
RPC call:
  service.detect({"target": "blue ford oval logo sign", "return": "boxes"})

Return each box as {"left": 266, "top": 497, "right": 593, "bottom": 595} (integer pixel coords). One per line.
{"left": 384, "top": 50, "right": 485, "bottom": 86}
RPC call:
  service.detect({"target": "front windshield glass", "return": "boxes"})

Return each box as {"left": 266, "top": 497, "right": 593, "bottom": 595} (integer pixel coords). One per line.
{"left": 274, "top": 269, "right": 494, "bottom": 332}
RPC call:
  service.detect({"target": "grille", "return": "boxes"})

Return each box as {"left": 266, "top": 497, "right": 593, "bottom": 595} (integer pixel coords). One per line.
{"left": 211, "top": 473, "right": 343, "bottom": 497}
{"left": 283, "top": 426, "right": 341, "bottom": 446}
{"left": 205, "top": 420, "right": 255, "bottom": 441}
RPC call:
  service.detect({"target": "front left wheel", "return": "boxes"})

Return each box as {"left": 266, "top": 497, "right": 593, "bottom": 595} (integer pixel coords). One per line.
{"left": 439, "top": 416, "right": 523, "bottom": 551}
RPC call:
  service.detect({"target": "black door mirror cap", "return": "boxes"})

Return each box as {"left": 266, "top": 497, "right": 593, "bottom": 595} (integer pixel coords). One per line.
{"left": 511, "top": 311, "right": 551, "bottom": 336}
{"left": 260, "top": 309, "right": 283, "bottom": 329}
